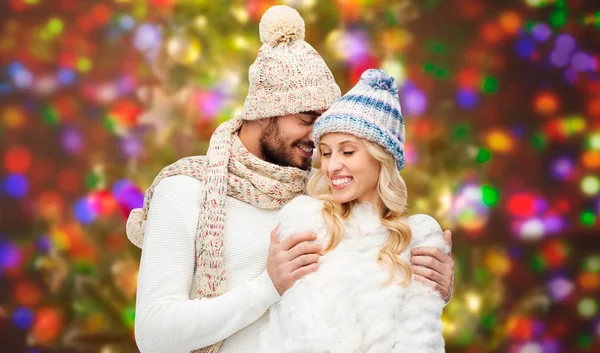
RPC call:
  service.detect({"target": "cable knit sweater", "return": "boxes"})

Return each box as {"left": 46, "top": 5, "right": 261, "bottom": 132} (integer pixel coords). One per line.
{"left": 260, "top": 195, "right": 449, "bottom": 353}
{"left": 134, "top": 175, "right": 281, "bottom": 353}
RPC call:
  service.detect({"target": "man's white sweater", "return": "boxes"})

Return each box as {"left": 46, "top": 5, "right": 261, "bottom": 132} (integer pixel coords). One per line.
{"left": 134, "top": 175, "right": 282, "bottom": 353}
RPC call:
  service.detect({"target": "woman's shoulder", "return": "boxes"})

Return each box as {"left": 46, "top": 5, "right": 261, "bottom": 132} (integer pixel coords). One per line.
{"left": 279, "top": 195, "right": 325, "bottom": 217}
{"left": 277, "top": 195, "right": 327, "bottom": 240}
{"left": 406, "top": 214, "right": 442, "bottom": 232}
{"left": 406, "top": 214, "right": 449, "bottom": 253}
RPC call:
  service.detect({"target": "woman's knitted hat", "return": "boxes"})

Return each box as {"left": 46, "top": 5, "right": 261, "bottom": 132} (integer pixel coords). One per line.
{"left": 239, "top": 5, "right": 341, "bottom": 121}
{"left": 312, "top": 69, "right": 406, "bottom": 171}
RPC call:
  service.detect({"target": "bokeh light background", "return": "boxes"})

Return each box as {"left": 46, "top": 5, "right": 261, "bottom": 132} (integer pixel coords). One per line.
{"left": 1, "top": 0, "right": 600, "bottom": 352}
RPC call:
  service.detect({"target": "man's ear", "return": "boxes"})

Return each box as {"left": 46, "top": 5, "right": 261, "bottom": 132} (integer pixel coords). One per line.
{"left": 256, "top": 118, "right": 270, "bottom": 127}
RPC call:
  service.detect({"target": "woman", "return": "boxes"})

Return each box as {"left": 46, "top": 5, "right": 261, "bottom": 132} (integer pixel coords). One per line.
{"left": 260, "top": 69, "right": 448, "bottom": 352}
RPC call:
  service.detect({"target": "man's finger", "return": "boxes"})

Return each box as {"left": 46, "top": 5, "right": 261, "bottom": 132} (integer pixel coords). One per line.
{"left": 411, "top": 265, "right": 449, "bottom": 288}
{"left": 280, "top": 231, "right": 317, "bottom": 251}
{"left": 411, "top": 247, "right": 448, "bottom": 262}
{"left": 410, "top": 255, "right": 451, "bottom": 277}
{"left": 270, "top": 224, "right": 281, "bottom": 245}
{"left": 414, "top": 274, "right": 447, "bottom": 297}
{"left": 290, "top": 253, "right": 320, "bottom": 272}
{"left": 443, "top": 230, "right": 452, "bottom": 249}
{"left": 288, "top": 242, "right": 322, "bottom": 260}
{"left": 291, "top": 262, "right": 319, "bottom": 280}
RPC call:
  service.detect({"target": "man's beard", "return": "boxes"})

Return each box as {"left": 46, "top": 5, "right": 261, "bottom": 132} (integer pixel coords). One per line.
{"left": 259, "top": 119, "right": 313, "bottom": 171}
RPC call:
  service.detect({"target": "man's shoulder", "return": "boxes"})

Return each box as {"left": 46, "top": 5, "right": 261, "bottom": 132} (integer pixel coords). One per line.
{"left": 155, "top": 174, "right": 204, "bottom": 201}
{"left": 152, "top": 155, "right": 208, "bottom": 196}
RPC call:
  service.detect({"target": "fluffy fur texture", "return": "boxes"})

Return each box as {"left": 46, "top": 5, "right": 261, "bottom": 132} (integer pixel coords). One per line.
{"left": 260, "top": 195, "right": 449, "bottom": 353}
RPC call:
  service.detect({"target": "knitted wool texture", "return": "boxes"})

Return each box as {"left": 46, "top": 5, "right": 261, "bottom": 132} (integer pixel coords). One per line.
{"left": 312, "top": 69, "right": 406, "bottom": 171}
{"left": 239, "top": 5, "right": 341, "bottom": 121}
{"left": 126, "top": 117, "right": 309, "bottom": 352}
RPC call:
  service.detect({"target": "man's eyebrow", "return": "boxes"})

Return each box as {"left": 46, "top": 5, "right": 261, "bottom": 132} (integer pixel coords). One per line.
{"left": 300, "top": 111, "right": 322, "bottom": 117}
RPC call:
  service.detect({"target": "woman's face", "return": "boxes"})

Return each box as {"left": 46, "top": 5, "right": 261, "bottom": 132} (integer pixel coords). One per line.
{"left": 318, "top": 133, "right": 381, "bottom": 206}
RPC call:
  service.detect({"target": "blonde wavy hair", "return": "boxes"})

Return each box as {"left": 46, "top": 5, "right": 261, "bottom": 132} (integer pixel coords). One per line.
{"left": 306, "top": 139, "right": 413, "bottom": 286}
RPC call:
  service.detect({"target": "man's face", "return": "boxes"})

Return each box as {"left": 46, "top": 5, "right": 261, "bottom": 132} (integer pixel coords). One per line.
{"left": 259, "top": 111, "right": 323, "bottom": 170}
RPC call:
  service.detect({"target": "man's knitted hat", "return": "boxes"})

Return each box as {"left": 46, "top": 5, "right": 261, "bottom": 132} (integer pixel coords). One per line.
{"left": 312, "top": 69, "right": 406, "bottom": 171}
{"left": 239, "top": 5, "right": 341, "bottom": 121}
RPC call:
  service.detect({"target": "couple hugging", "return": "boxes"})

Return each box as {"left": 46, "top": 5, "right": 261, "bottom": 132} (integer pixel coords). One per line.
{"left": 127, "top": 5, "right": 454, "bottom": 353}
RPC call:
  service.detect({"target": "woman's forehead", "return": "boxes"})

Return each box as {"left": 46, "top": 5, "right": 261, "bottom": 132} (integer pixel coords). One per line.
{"left": 319, "top": 133, "right": 360, "bottom": 146}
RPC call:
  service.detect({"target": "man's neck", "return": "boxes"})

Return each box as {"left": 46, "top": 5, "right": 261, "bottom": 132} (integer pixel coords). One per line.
{"left": 237, "top": 120, "right": 264, "bottom": 160}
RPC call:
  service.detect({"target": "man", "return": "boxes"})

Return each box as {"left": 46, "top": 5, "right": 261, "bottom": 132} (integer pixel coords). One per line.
{"left": 127, "top": 5, "right": 454, "bottom": 353}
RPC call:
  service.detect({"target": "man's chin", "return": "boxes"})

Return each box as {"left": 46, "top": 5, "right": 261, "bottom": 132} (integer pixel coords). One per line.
{"left": 297, "top": 157, "right": 313, "bottom": 170}
{"left": 263, "top": 147, "right": 312, "bottom": 170}
{"left": 282, "top": 152, "right": 311, "bottom": 170}
{"left": 287, "top": 161, "right": 311, "bottom": 171}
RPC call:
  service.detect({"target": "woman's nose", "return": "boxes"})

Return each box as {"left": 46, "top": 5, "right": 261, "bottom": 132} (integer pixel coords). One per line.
{"left": 328, "top": 153, "right": 343, "bottom": 174}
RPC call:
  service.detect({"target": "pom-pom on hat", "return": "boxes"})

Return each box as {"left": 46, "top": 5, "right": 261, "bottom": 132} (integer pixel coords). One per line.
{"left": 239, "top": 5, "right": 341, "bottom": 121}
{"left": 313, "top": 69, "right": 406, "bottom": 171}
{"left": 259, "top": 5, "right": 305, "bottom": 46}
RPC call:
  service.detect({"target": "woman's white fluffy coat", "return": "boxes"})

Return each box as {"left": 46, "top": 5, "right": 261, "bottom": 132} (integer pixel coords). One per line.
{"left": 260, "top": 195, "right": 449, "bottom": 353}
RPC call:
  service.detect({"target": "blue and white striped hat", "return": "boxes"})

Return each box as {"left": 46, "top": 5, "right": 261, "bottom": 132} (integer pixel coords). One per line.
{"left": 312, "top": 69, "right": 406, "bottom": 171}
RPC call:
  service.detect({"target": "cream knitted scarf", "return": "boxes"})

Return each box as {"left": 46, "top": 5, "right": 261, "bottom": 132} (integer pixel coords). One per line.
{"left": 126, "top": 117, "right": 309, "bottom": 352}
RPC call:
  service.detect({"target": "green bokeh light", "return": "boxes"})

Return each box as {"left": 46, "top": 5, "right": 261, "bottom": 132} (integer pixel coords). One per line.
{"left": 476, "top": 148, "right": 491, "bottom": 163}
{"left": 481, "top": 76, "right": 498, "bottom": 94}
{"left": 482, "top": 185, "right": 500, "bottom": 207}
{"left": 580, "top": 211, "right": 595, "bottom": 226}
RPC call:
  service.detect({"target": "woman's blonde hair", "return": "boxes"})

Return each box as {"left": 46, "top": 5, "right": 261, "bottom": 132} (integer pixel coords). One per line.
{"left": 306, "top": 139, "right": 413, "bottom": 286}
